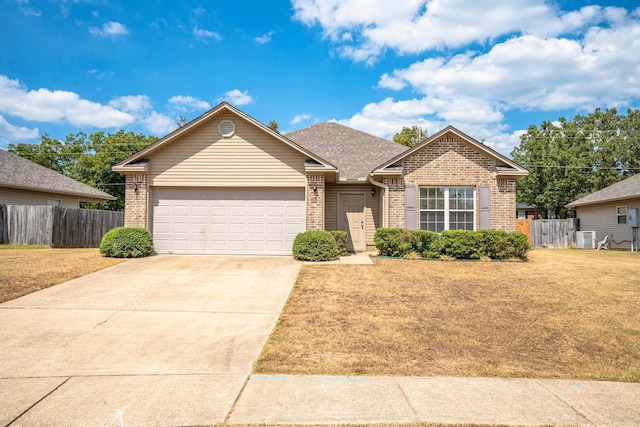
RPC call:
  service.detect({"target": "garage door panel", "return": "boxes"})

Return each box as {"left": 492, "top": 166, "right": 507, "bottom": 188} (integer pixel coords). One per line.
{"left": 248, "top": 206, "right": 264, "bottom": 216}
{"left": 153, "top": 188, "right": 304, "bottom": 255}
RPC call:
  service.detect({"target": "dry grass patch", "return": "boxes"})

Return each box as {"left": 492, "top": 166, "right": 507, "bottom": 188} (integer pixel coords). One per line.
{"left": 255, "top": 250, "right": 640, "bottom": 381}
{"left": 0, "top": 246, "right": 125, "bottom": 302}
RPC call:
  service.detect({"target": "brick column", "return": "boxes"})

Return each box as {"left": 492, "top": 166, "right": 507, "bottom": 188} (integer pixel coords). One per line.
{"left": 306, "top": 173, "right": 324, "bottom": 230}
{"left": 493, "top": 178, "right": 517, "bottom": 231}
{"left": 384, "top": 177, "right": 405, "bottom": 228}
{"left": 124, "top": 173, "right": 148, "bottom": 228}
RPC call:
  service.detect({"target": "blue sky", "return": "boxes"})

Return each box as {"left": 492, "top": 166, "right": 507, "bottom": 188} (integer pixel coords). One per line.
{"left": 1, "top": 0, "right": 639, "bottom": 157}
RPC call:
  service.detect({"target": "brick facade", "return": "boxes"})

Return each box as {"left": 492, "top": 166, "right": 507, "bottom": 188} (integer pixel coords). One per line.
{"left": 385, "top": 134, "right": 517, "bottom": 232}
{"left": 306, "top": 173, "right": 324, "bottom": 230}
{"left": 384, "top": 177, "right": 405, "bottom": 228}
{"left": 124, "top": 173, "right": 148, "bottom": 228}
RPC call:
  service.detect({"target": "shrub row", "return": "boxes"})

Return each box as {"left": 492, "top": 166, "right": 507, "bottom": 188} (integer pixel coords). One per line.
{"left": 292, "top": 230, "right": 348, "bottom": 261}
{"left": 373, "top": 228, "right": 530, "bottom": 260}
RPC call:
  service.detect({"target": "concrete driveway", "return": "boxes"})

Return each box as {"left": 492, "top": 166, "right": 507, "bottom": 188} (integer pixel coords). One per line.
{"left": 0, "top": 255, "right": 301, "bottom": 426}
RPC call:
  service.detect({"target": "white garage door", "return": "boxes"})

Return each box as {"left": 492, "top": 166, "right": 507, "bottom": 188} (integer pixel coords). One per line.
{"left": 152, "top": 188, "right": 305, "bottom": 255}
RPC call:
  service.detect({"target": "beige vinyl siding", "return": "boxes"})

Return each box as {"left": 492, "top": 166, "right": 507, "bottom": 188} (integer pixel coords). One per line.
{"left": 149, "top": 112, "right": 307, "bottom": 187}
{"left": 325, "top": 184, "right": 380, "bottom": 246}
{"left": 0, "top": 187, "right": 80, "bottom": 207}
{"left": 575, "top": 198, "right": 640, "bottom": 250}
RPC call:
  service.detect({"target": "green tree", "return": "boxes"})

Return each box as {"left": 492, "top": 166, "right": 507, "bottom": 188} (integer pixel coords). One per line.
{"left": 10, "top": 131, "right": 156, "bottom": 211}
{"left": 511, "top": 108, "right": 640, "bottom": 218}
{"left": 393, "top": 125, "right": 428, "bottom": 147}
{"left": 268, "top": 120, "right": 279, "bottom": 133}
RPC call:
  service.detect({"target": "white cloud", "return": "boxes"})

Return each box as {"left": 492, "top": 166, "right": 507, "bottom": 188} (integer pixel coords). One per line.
{"left": 16, "top": 0, "right": 41, "bottom": 16}
{"left": 379, "top": 19, "right": 640, "bottom": 112}
{"left": 168, "top": 95, "right": 211, "bottom": 112}
{"left": 291, "top": 114, "right": 312, "bottom": 125}
{"left": 292, "top": 0, "right": 627, "bottom": 62}
{"left": 143, "top": 112, "right": 177, "bottom": 136}
{"left": 193, "top": 26, "right": 222, "bottom": 41}
{"left": 0, "top": 75, "right": 134, "bottom": 128}
{"left": 89, "top": 21, "right": 129, "bottom": 38}
{"left": 0, "top": 115, "right": 39, "bottom": 146}
{"left": 109, "top": 95, "right": 152, "bottom": 114}
{"left": 222, "top": 89, "right": 253, "bottom": 106}
{"left": 255, "top": 30, "right": 275, "bottom": 44}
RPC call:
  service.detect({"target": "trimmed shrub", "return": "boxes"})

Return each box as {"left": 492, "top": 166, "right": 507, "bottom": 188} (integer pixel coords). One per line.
{"left": 99, "top": 227, "right": 154, "bottom": 258}
{"left": 374, "top": 228, "right": 413, "bottom": 257}
{"left": 410, "top": 230, "right": 442, "bottom": 254}
{"left": 476, "top": 230, "right": 509, "bottom": 259}
{"left": 292, "top": 230, "right": 340, "bottom": 262}
{"left": 328, "top": 230, "right": 349, "bottom": 256}
{"left": 503, "top": 232, "right": 531, "bottom": 259}
{"left": 441, "top": 230, "right": 480, "bottom": 259}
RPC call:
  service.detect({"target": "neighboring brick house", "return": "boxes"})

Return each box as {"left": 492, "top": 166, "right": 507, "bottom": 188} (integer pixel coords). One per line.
{"left": 113, "top": 102, "right": 528, "bottom": 255}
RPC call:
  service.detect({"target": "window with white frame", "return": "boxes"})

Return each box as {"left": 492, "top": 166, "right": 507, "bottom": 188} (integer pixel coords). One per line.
{"left": 47, "top": 199, "right": 61, "bottom": 207}
{"left": 419, "top": 187, "right": 475, "bottom": 232}
{"left": 617, "top": 206, "right": 627, "bottom": 224}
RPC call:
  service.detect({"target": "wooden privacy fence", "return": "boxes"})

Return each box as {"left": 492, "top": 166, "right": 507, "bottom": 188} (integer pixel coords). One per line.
{"left": 0, "top": 205, "right": 124, "bottom": 247}
{"left": 523, "top": 218, "right": 578, "bottom": 249}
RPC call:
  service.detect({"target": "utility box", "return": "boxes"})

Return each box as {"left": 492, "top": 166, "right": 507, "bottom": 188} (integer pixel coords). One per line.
{"left": 630, "top": 208, "right": 639, "bottom": 227}
{"left": 576, "top": 231, "right": 596, "bottom": 249}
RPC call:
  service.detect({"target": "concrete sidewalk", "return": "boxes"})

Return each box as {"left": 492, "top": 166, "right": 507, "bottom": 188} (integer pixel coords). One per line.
{"left": 229, "top": 375, "right": 640, "bottom": 426}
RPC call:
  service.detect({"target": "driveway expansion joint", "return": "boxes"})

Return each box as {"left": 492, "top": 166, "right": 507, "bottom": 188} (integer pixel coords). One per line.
{"left": 392, "top": 376, "right": 420, "bottom": 421}
{"left": 4, "top": 377, "right": 70, "bottom": 427}
{"left": 533, "top": 379, "right": 596, "bottom": 426}
{"left": 224, "top": 374, "right": 251, "bottom": 424}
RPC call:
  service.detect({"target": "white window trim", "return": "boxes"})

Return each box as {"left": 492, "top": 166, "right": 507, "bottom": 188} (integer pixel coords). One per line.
{"left": 47, "top": 198, "right": 61, "bottom": 207}
{"left": 419, "top": 187, "right": 476, "bottom": 232}
{"left": 617, "top": 206, "right": 627, "bottom": 224}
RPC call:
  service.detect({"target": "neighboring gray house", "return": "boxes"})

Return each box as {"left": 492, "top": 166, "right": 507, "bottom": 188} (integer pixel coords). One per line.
{"left": 0, "top": 149, "right": 116, "bottom": 207}
{"left": 567, "top": 173, "right": 640, "bottom": 250}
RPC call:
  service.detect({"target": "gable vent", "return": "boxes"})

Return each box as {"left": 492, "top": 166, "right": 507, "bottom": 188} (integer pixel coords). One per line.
{"left": 218, "top": 120, "right": 236, "bottom": 137}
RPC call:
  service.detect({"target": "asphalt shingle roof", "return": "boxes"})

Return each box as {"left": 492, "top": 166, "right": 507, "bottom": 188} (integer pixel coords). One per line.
{"left": 0, "top": 149, "right": 116, "bottom": 201}
{"left": 286, "top": 122, "right": 408, "bottom": 181}
{"left": 566, "top": 172, "right": 640, "bottom": 207}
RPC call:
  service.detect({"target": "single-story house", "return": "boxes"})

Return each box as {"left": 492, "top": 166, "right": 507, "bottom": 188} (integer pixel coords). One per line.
{"left": 566, "top": 173, "right": 640, "bottom": 250}
{"left": 0, "top": 149, "right": 116, "bottom": 207}
{"left": 516, "top": 203, "right": 542, "bottom": 220}
{"left": 113, "top": 102, "right": 528, "bottom": 255}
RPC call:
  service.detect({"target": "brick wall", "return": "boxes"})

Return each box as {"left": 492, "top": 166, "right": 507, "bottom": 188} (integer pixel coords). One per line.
{"left": 493, "top": 178, "right": 517, "bottom": 231}
{"left": 384, "top": 177, "right": 405, "bottom": 228}
{"left": 306, "top": 173, "right": 324, "bottom": 230}
{"left": 390, "top": 134, "right": 517, "bottom": 231}
{"left": 124, "top": 173, "right": 148, "bottom": 228}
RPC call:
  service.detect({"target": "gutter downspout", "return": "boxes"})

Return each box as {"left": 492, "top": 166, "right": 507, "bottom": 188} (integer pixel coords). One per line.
{"left": 369, "top": 174, "right": 389, "bottom": 228}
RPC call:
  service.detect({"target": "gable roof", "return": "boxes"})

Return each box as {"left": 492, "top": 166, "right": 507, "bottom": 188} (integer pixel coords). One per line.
{"left": 372, "top": 125, "right": 528, "bottom": 177}
{"left": 286, "top": 122, "right": 407, "bottom": 181}
{"left": 566, "top": 173, "right": 640, "bottom": 208}
{"left": 113, "top": 102, "right": 336, "bottom": 173}
{"left": 0, "top": 149, "right": 116, "bottom": 201}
